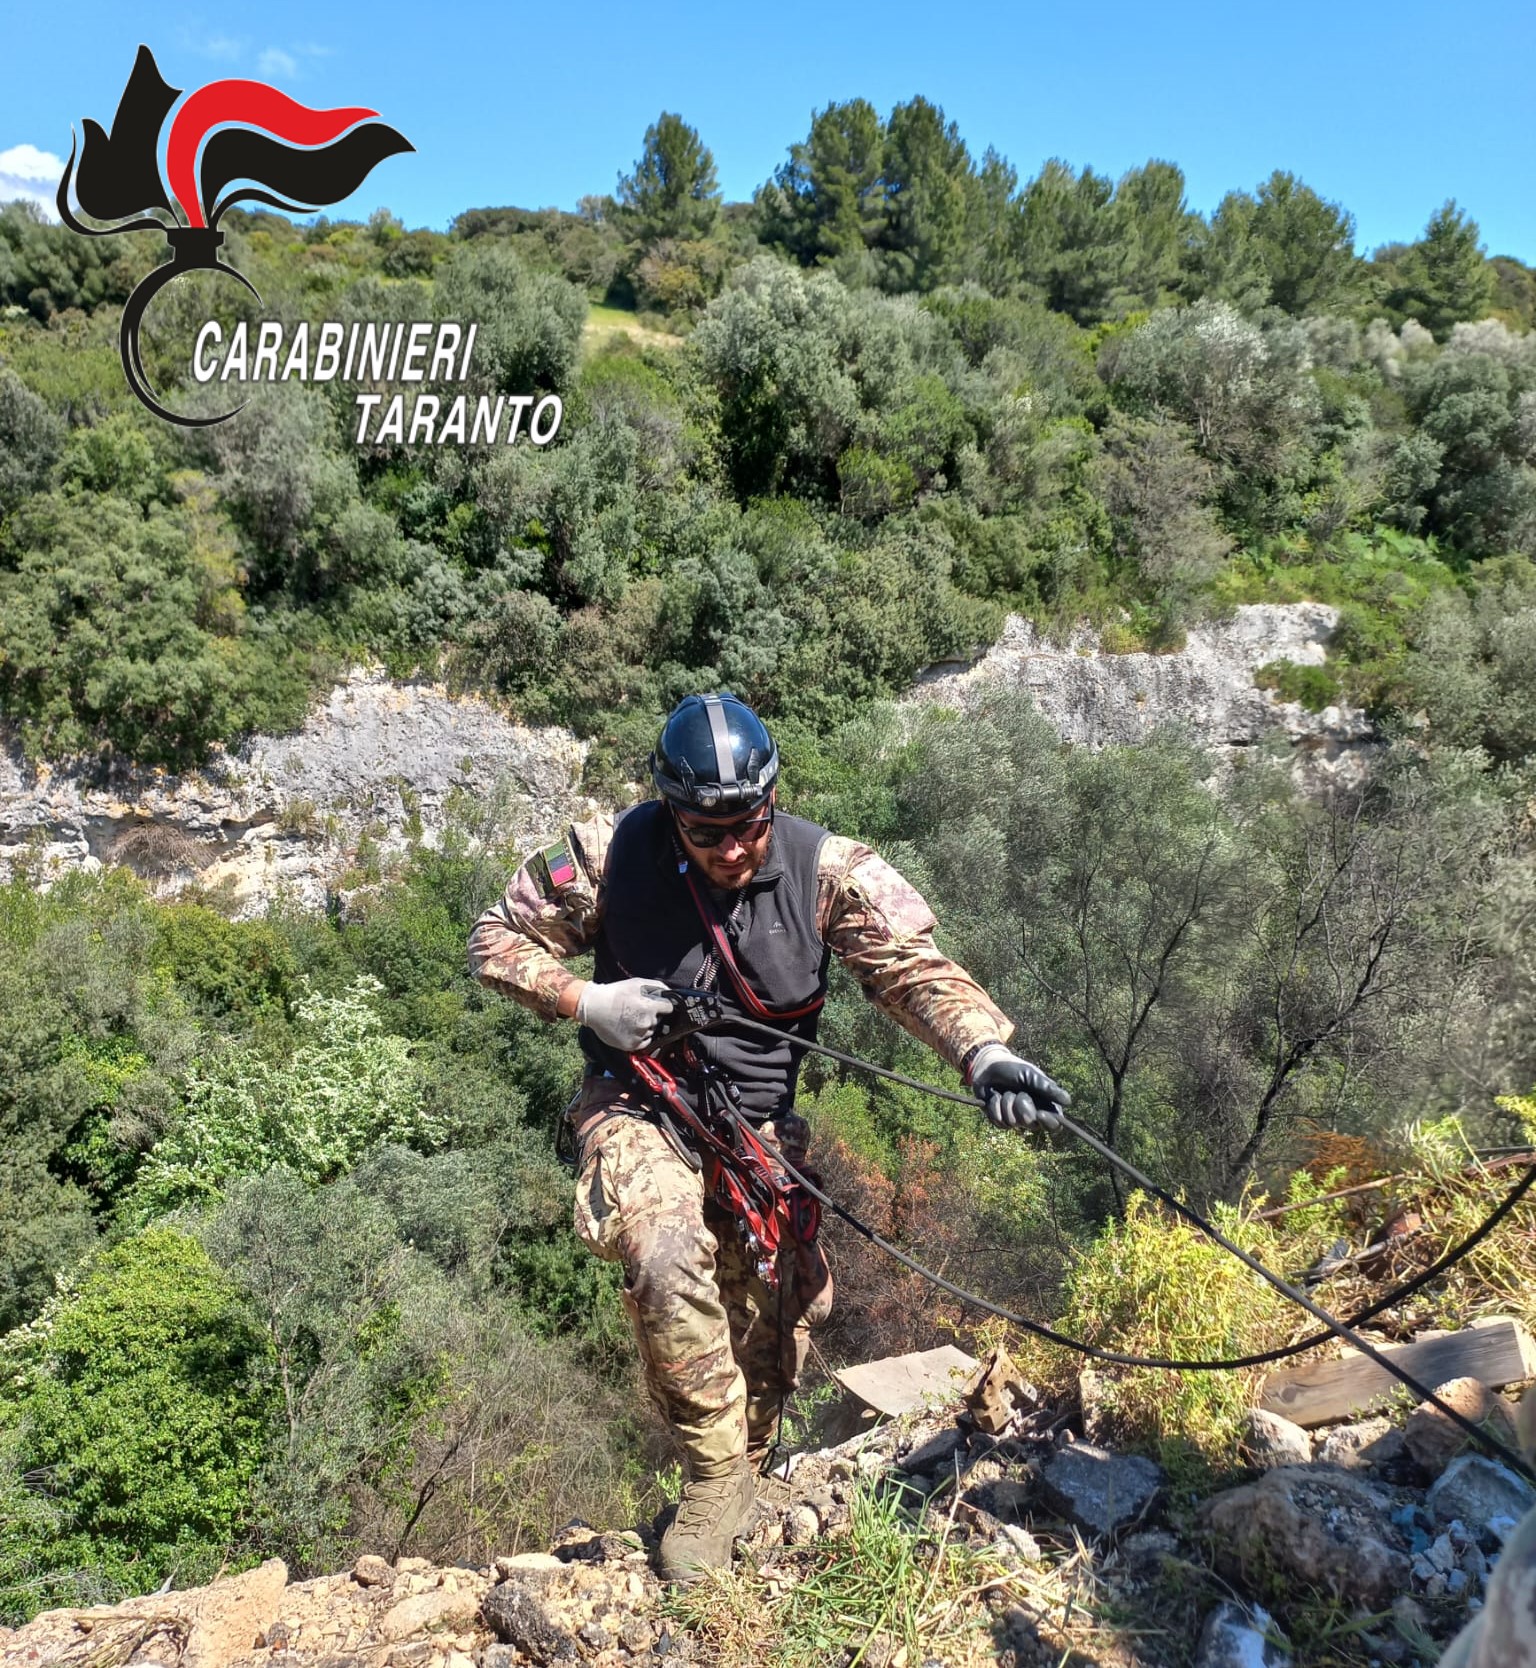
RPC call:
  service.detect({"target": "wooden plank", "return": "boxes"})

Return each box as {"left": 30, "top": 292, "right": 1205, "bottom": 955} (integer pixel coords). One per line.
{"left": 1260, "top": 1317, "right": 1536, "bottom": 1428}
{"left": 834, "top": 1345, "right": 978, "bottom": 1419}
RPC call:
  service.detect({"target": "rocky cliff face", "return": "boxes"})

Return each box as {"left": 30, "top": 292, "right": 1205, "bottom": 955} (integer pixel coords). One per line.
{"left": 0, "top": 670, "right": 598, "bottom": 919}
{"left": 0, "top": 604, "right": 1376, "bottom": 917}
{"left": 909, "top": 602, "right": 1376, "bottom": 784}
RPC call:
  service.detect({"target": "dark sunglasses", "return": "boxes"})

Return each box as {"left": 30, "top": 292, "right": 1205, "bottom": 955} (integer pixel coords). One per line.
{"left": 674, "top": 807, "right": 774, "bottom": 849}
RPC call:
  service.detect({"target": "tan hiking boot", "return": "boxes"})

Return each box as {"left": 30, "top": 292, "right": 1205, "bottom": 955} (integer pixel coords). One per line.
{"left": 658, "top": 1459, "right": 755, "bottom": 1586}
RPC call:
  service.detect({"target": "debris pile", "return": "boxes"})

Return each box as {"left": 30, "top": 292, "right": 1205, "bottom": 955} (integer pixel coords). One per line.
{"left": 3, "top": 1346, "right": 1531, "bottom": 1668}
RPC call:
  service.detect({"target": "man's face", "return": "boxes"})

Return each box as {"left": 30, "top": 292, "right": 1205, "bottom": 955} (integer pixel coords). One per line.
{"left": 672, "top": 792, "right": 776, "bottom": 889}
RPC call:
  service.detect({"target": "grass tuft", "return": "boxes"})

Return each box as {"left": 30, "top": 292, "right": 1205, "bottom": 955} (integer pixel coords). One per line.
{"left": 1008, "top": 1140, "right": 1536, "bottom": 1485}
{"left": 667, "top": 1474, "right": 1083, "bottom": 1668}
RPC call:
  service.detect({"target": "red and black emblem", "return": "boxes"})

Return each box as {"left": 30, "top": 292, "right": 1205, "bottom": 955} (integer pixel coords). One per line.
{"left": 57, "top": 45, "right": 412, "bottom": 426}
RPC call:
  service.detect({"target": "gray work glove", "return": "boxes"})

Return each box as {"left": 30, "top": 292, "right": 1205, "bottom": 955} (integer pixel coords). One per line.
{"left": 969, "top": 1043, "right": 1071, "bottom": 1131}
{"left": 576, "top": 978, "right": 674, "bottom": 1052}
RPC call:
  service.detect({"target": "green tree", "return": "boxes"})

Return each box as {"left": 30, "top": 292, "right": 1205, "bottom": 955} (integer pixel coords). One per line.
{"left": 0, "top": 491, "right": 249, "bottom": 765}
{"left": 1212, "top": 750, "right": 1512, "bottom": 1179}
{"left": 968, "top": 147, "right": 1022, "bottom": 295}
{"left": 1403, "top": 329, "right": 1536, "bottom": 555}
{"left": 1013, "top": 159, "right": 1120, "bottom": 322}
{"left": 757, "top": 99, "right": 886, "bottom": 274}
{"left": 1105, "top": 160, "right": 1199, "bottom": 315}
{"left": 0, "top": 1229, "right": 271, "bottom": 1617}
{"left": 615, "top": 112, "right": 721, "bottom": 244}
{"left": 1373, "top": 201, "right": 1497, "bottom": 339}
{"left": 1103, "top": 299, "right": 1309, "bottom": 478}
{"left": 1185, "top": 189, "right": 1273, "bottom": 311}
{"left": 0, "top": 370, "right": 63, "bottom": 515}
{"left": 874, "top": 97, "right": 976, "bottom": 293}
{"left": 1407, "top": 557, "right": 1536, "bottom": 759}
{"left": 1247, "top": 171, "right": 1361, "bottom": 315}
{"left": 1490, "top": 255, "right": 1536, "bottom": 330}
{"left": 433, "top": 243, "right": 587, "bottom": 398}
{"left": 1098, "top": 412, "right": 1233, "bottom": 616}
{"left": 0, "top": 202, "right": 155, "bottom": 320}
{"left": 1012, "top": 739, "right": 1236, "bottom": 1195}
{"left": 198, "top": 1168, "right": 453, "bottom": 1570}
{"left": 132, "top": 978, "right": 440, "bottom": 1216}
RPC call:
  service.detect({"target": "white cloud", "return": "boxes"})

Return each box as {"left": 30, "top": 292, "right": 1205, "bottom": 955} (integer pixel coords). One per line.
{"left": 257, "top": 47, "right": 298, "bottom": 80}
{"left": 203, "top": 35, "right": 246, "bottom": 60}
{"left": 0, "top": 144, "right": 65, "bottom": 221}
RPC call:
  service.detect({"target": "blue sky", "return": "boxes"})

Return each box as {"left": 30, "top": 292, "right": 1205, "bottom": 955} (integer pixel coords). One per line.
{"left": 6, "top": 0, "right": 1534, "bottom": 261}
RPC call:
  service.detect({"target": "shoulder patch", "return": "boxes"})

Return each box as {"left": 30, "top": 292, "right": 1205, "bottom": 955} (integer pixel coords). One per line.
{"left": 539, "top": 839, "right": 579, "bottom": 895}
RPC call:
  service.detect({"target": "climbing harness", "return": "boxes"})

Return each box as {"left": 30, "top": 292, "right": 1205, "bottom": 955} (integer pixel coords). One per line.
{"left": 601, "top": 982, "right": 821, "bottom": 1292}
{"left": 628, "top": 1040, "right": 822, "bottom": 1289}
{"left": 602, "top": 841, "right": 828, "bottom": 1290}
{"left": 678, "top": 1004, "right": 1536, "bottom": 1487}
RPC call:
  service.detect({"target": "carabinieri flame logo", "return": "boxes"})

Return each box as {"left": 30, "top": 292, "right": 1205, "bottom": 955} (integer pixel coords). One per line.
{"left": 57, "top": 45, "right": 412, "bottom": 426}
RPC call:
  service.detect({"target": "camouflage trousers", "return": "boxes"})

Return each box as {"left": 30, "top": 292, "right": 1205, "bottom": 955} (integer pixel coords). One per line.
{"left": 569, "top": 1075, "right": 833, "bottom": 1475}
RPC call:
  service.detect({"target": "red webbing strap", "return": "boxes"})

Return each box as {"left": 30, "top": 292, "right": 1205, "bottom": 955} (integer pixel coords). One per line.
{"left": 680, "top": 863, "right": 825, "bottom": 1022}
{"left": 628, "top": 1050, "right": 800, "bottom": 1284}
{"left": 628, "top": 1053, "right": 737, "bottom": 1174}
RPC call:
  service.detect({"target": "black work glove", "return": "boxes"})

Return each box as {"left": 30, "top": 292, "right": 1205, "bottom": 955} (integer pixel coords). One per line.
{"left": 968, "top": 1043, "right": 1071, "bottom": 1131}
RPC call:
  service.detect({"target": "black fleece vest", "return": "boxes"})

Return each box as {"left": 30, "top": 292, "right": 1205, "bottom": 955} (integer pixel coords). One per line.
{"left": 581, "top": 800, "right": 831, "bottom": 1121}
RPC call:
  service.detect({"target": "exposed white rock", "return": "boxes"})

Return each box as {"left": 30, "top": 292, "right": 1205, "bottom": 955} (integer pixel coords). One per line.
{"left": 1, "top": 603, "right": 1380, "bottom": 917}
{"left": 909, "top": 603, "right": 1377, "bottom": 786}
{"left": 0, "top": 667, "right": 597, "bottom": 918}
{"left": 1196, "top": 1599, "right": 1293, "bottom": 1668}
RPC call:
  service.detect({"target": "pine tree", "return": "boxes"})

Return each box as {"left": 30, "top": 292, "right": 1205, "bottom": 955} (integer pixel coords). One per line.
{"left": 1373, "top": 200, "right": 1496, "bottom": 339}
{"left": 615, "top": 113, "right": 721, "bottom": 245}
{"left": 757, "top": 99, "right": 885, "bottom": 270}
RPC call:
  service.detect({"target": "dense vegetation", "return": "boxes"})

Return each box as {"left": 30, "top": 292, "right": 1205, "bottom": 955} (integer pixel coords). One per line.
{"left": 2, "top": 100, "right": 1535, "bottom": 1622}
{"left": 2, "top": 101, "right": 1534, "bottom": 770}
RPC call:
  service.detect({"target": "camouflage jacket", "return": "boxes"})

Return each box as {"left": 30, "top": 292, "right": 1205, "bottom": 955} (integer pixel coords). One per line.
{"left": 467, "top": 810, "right": 1014, "bottom": 1072}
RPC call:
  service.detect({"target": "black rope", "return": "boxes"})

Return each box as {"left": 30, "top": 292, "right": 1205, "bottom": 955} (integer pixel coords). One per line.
{"left": 696, "top": 1013, "right": 1536, "bottom": 1485}
{"left": 715, "top": 1013, "right": 1536, "bottom": 1366}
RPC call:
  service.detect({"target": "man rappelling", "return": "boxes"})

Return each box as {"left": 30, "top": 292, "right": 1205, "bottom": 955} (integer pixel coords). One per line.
{"left": 467, "top": 692, "right": 1069, "bottom": 1584}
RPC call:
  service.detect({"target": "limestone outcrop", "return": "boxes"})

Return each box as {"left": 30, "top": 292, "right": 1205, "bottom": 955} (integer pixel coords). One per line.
{"left": 0, "top": 603, "right": 1375, "bottom": 917}
{"left": 909, "top": 602, "right": 1376, "bottom": 783}
{"left": 0, "top": 669, "right": 596, "bottom": 919}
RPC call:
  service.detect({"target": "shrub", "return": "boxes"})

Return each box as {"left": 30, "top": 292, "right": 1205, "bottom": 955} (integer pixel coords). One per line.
{"left": 0, "top": 369, "right": 62, "bottom": 514}
{"left": 433, "top": 243, "right": 587, "bottom": 397}
{"left": 132, "top": 978, "right": 439, "bottom": 1216}
{"left": 1253, "top": 658, "right": 1342, "bottom": 712}
{"left": 1012, "top": 1194, "right": 1302, "bottom": 1481}
{"left": 0, "top": 1229, "right": 271, "bottom": 1619}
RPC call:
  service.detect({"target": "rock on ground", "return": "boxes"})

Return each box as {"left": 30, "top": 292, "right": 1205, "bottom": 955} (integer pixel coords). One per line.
{"left": 1036, "top": 1443, "right": 1164, "bottom": 1537}
{"left": 1437, "top": 1497, "right": 1536, "bottom": 1668}
{"left": 1428, "top": 1456, "right": 1536, "bottom": 1532}
{"left": 1202, "top": 1466, "right": 1410, "bottom": 1609}
{"left": 1316, "top": 1417, "right": 1407, "bottom": 1472}
{"left": 1242, "top": 1408, "right": 1313, "bottom": 1469}
{"left": 0, "top": 1397, "right": 1512, "bottom": 1667}
{"left": 1406, "top": 1380, "right": 1520, "bottom": 1478}
{"left": 481, "top": 1580, "right": 577, "bottom": 1662}
{"left": 0, "top": 1559, "right": 289, "bottom": 1668}
{"left": 1195, "top": 1600, "right": 1293, "bottom": 1668}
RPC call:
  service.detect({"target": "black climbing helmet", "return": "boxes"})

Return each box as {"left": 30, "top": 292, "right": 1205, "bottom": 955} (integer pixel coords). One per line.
{"left": 651, "top": 693, "right": 779, "bottom": 814}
